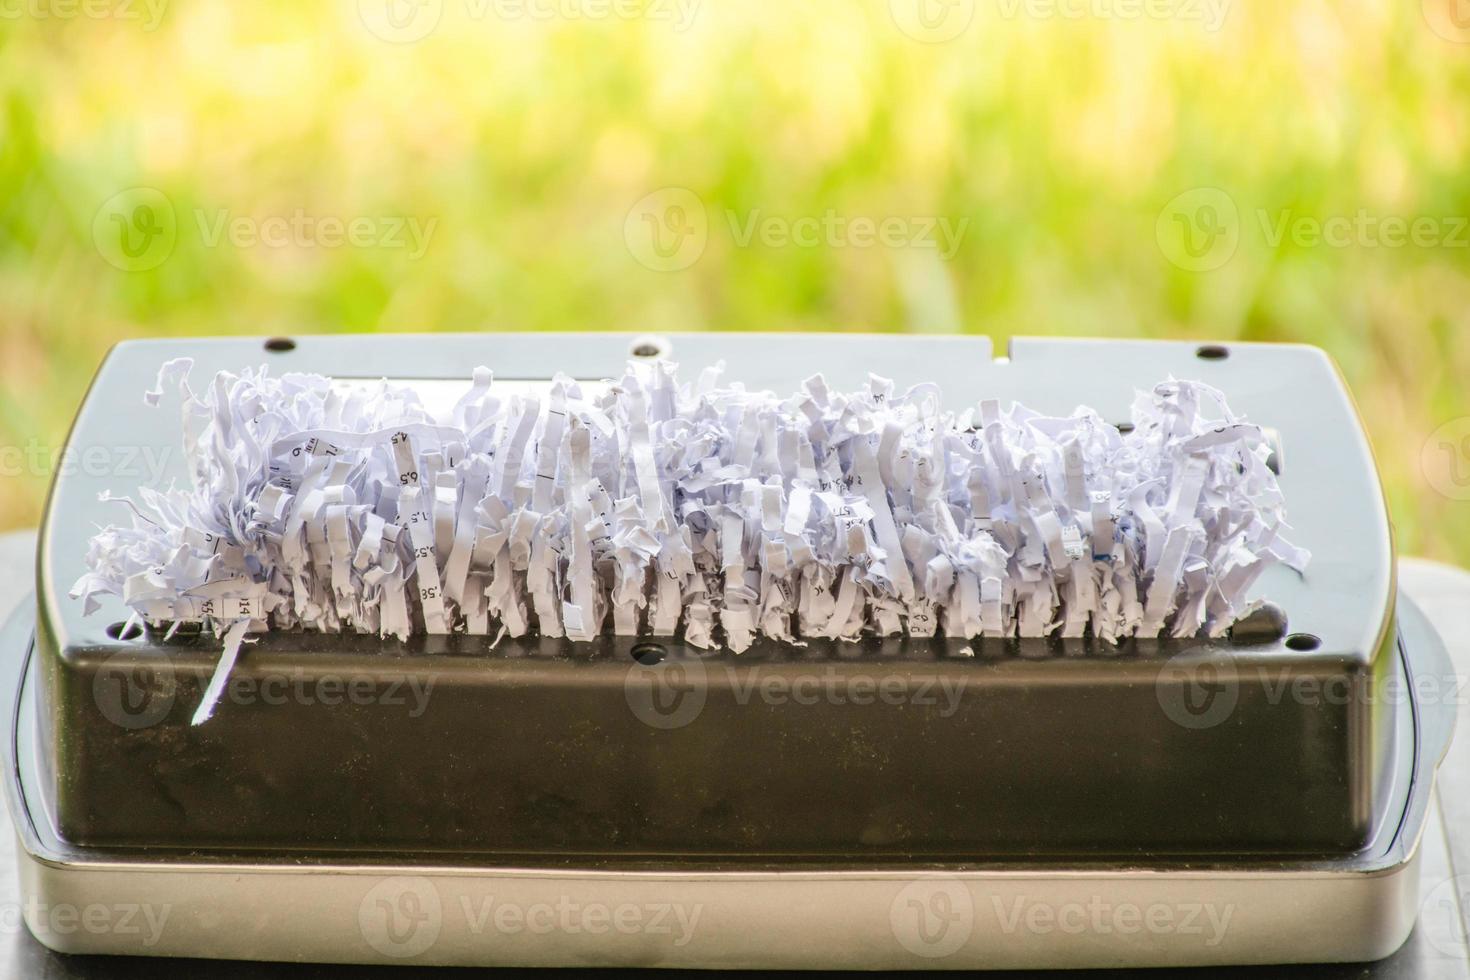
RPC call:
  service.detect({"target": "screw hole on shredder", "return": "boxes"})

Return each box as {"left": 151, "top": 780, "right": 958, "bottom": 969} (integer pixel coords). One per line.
{"left": 1284, "top": 633, "right": 1321, "bottom": 652}
{"left": 1196, "top": 344, "right": 1229, "bottom": 360}
{"left": 631, "top": 642, "right": 666, "bottom": 665}
{"left": 264, "top": 337, "right": 297, "bottom": 353}
{"left": 630, "top": 336, "right": 669, "bottom": 359}
{"left": 105, "top": 620, "right": 144, "bottom": 641}
{"left": 1115, "top": 422, "right": 1136, "bottom": 434}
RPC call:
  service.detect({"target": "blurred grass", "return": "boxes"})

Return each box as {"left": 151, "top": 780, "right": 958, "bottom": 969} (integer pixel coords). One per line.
{"left": 1, "top": 0, "right": 1468, "bottom": 561}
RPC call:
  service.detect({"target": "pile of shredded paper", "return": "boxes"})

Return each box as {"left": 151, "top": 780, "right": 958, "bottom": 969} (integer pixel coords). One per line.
{"left": 75, "top": 360, "right": 1307, "bottom": 721}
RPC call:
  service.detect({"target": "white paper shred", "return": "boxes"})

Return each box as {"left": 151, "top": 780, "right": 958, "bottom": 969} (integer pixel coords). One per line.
{"left": 74, "top": 359, "right": 1309, "bottom": 722}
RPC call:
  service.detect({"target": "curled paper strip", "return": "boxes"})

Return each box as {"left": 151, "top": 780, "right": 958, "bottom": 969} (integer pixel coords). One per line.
{"left": 75, "top": 359, "right": 1307, "bottom": 720}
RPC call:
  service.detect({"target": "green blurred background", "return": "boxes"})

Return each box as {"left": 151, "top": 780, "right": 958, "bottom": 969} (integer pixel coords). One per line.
{"left": 1, "top": 0, "right": 1468, "bottom": 560}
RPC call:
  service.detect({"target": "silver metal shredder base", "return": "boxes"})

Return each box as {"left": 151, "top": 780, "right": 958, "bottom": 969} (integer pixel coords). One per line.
{"left": 0, "top": 553, "right": 1462, "bottom": 971}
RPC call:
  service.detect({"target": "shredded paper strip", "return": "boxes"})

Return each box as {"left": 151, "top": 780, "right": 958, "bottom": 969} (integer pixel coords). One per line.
{"left": 74, "top": 359, "right": 1308, "bottom": 722}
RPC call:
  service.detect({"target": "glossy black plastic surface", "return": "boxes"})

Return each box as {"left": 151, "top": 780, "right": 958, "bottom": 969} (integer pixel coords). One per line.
{"left": 34, "top": 335, "right": 1397, "bottom": 860}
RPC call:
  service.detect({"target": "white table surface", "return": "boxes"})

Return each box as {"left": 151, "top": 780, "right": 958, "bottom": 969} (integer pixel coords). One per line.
{"left": 0, "top": 529, "right": 1466, "bottom": 978}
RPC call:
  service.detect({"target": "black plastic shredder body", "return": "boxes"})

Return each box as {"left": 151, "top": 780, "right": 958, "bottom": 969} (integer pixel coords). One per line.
{"left": 33, "top": 335, "right": 1400, "bottom": 864}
